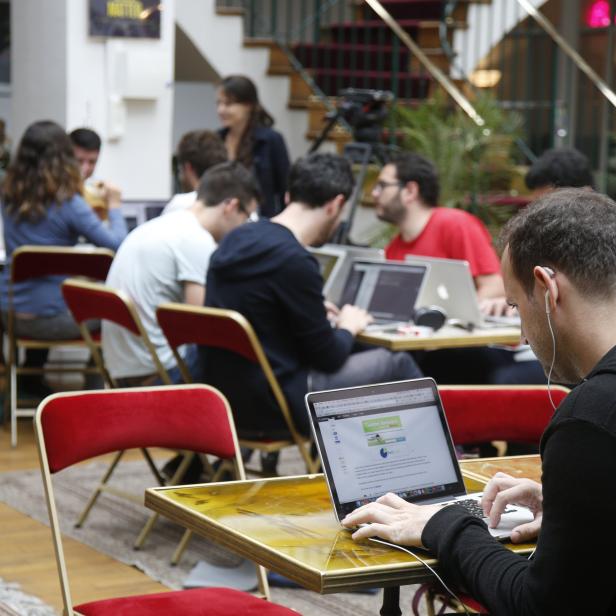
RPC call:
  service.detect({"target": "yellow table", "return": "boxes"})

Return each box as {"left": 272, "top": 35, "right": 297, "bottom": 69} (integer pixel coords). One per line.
{"left": 146, "top": 456, "right": 539, "bottom": 614}
{"left": 356, "top": 325, "right": 521, "bottom": 352}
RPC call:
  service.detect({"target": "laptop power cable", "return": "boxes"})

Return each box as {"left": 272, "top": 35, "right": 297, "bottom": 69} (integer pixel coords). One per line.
{"left": 367, "top": 537, "right": 471, "bottom": 616}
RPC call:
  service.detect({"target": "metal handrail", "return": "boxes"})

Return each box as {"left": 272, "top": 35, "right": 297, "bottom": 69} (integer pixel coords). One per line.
{"left": 516, "top": 0, "right": 616, "bottom": 110}
{"left": 363, "top": 0, "right": 486, "bottom": 127}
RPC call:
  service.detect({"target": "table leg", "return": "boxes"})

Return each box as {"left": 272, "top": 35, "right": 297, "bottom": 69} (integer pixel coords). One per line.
{"left": 380, "top": 586, "right": 401, "bottom": 616}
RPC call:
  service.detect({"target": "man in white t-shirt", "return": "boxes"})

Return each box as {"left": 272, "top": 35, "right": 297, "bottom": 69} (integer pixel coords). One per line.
{"left": 103, "top": 162, "right": 260, "bottom": 384}
{"left": 162, "top": 130, "right": 227, "bottom": 216}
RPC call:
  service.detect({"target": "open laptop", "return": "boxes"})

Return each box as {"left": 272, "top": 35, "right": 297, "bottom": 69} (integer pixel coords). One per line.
{"left": 339, "top": 259, "right": 429, "bottom": 330}
{"left": 305, "top": 378, "right": 533, "bottom": 540}
{"left": 322, "top": 245, "right": 385, "bottom": 305}
{"left": 308, "top": 246, "right": 347, "bottom": 294}
{"left": 406, "top": 255, "right": 520, "bottom": 329}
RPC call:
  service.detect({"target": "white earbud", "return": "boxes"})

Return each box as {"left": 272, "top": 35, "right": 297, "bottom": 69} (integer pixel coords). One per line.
{"left": 542, "top": 267, "right": 555, "bottom": 314}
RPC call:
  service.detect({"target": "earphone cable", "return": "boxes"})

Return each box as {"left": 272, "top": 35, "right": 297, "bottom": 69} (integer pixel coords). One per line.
{"left": 546, "top": 308, "right": 557, "bottom": 411}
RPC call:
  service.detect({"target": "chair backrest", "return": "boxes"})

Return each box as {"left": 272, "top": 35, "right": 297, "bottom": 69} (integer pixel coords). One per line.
{"left": 62, "top": 279, "right": 171, "bottom": 385}
{"left": 438, "top": 385, "right": 570, "bottom": 445}
{"left": 156, "top": 303, "right": 260, "bottom": 363}
{"left": 11, "top": 245, "right": 114, "bottom": 284}
{"left": 156, "top": 303, "right": 296, "bottom": 434}
{"left": 34, "top": 385, "right": 244, "bottom": 613}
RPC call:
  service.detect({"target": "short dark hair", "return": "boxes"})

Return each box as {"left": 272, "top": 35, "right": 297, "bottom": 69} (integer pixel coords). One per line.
{"left": 390, "top": 152, "right": 439, "bottom": 206}
{"left": 69, "top": 128, "right": 101, "bottom": 152}
{"left": 525, "top": 147, "right": 594, "bottom": 190}
{"left": 501, "top": 188, "right": 616, "bottom": 298}
{"left": 287, "top": 153, "right": 354, "bottom": 208}
{"left": 197, "top": 161, "right": 261, "bottom": 210}
{"left": 177, "top": 130, "right": 227, "bottom": 179}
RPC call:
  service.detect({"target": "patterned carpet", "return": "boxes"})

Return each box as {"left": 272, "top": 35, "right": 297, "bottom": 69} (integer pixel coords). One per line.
{"left": 0, "top": 450, "right": 431, "bottom": 615}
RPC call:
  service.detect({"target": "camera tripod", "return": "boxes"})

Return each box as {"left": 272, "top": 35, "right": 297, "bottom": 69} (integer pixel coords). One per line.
{"left": 308, "top": 88, "right": 395, "bottom": 245}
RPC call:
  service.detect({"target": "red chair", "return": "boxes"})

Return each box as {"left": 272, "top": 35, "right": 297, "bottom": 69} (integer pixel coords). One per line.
{"left": 35, "top": 385, "right": 299, "bottom": 615}
{"left": 413, "top": 384, "right": 569, "bottom": 616}
{"left": 62, "top": 278, "right": 185, "bottom": 550}
{"left": 439, "top": 384, "right": 569, "bottom": 447}
{"left": 62, "top": 278, "right": 171, "bottom": 388}
{"left": 6, "top": 245, "right": 114, "bottom": 447}
{"left": 156, "top": 303, "right": 320, "bottom": 474}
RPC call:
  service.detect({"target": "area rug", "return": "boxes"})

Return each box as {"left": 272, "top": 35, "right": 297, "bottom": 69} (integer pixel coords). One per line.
{"left": 0, "top": 578, "right": 55, "bottom": 616}
{"left": 0, "top": 449, "right": 428, "bottom": 615}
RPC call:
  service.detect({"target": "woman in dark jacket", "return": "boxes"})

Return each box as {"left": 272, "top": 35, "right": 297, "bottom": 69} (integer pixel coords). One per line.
{"left": 217, "top": 75, "right": 290, "bottom": 218}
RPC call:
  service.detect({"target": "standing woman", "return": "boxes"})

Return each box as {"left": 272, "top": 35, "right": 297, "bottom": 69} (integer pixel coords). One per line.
{"left": 0, "top": 120, "right": 127, "bottom": 395}
{"left": 217, "top": 75, "right": 290, "bottom": 218}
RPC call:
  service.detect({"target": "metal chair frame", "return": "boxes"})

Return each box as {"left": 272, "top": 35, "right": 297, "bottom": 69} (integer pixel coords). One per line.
{"left": 62, "top": 278, "right": 181, "bottom": 549}
{"left": 34, "top": 385, "right": 271, "bottom": 615}
{"left": 5, "top": 245, "right": 114, "bottom": 447}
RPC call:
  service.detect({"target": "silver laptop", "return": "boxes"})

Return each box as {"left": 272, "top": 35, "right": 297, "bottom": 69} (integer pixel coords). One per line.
{"left": 308, "top": 246, "right": 347, "bottom": 295}
{"left": 305, "top": 378, "right": 533, "bottom": 540}
{"left": 322, "top": 245, "right": 385, "bottom": 305}
{"left": 406, "top": 255, "right": 520, "bottom": 329}
{"left": 339, "top": 259, "right": 429, "bottom": 329}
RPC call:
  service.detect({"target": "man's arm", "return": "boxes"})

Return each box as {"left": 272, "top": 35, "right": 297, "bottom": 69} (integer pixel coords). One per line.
{"left": 475, "top": 272, "right": 505, "bottom": 300}
{"left": 183, "top": 281, "right": 205, "bottom": 306}
{"left": 344, "top": 420, "right": 616, "bottom": 615}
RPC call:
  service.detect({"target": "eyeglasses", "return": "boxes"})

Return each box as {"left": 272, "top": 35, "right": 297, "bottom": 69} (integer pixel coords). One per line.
{"left": 373, "top": 180, "right": 402, "bottom": 193}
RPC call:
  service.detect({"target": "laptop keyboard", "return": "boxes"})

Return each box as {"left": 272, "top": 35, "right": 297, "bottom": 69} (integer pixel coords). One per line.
{"left": 455, "top": 498, "right": 514, "bottom": 519}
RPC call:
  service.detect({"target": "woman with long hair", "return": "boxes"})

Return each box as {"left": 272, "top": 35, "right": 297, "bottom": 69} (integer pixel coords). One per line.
{"left": 0, "top": 120, "right": 127, "bottom": 396}
{"left": 217, "top": 75, "right": 290, "bottom": 217}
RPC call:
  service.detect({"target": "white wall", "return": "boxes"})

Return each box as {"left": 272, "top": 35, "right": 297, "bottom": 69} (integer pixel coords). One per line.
{"left": 12, "top": 0, "right": 176, "bottom": 199}
{"left": 176, "top": 0, "right": 310, "bottom": 161}
{"left": 172, "top": 81, "right": 219, "bottom": 149}
{"left": 11, "top": 0, "right": 67, "bottom": 132}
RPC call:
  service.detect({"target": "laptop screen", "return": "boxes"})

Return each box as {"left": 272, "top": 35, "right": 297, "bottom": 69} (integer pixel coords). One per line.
{"left": 339, "top": 260, "right": 428, "bottom": 323}
{"left": 306, "top": 379, "right": 466, "bottom": 519}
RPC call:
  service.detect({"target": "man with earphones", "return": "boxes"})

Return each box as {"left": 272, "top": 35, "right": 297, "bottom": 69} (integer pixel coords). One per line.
{"left": 343, "top": 187, "right": 616, "bottom": 614}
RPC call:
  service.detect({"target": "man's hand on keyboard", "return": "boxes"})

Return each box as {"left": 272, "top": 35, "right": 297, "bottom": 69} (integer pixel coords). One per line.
{"left": 482, "top": 472, "right": 543, "bottom": 543}
{"left": 342, "top": 492, "right": 442, "bottom": 548}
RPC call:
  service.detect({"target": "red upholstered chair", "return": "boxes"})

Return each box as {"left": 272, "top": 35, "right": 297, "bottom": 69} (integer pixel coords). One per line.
{"left": 438, "top": 384, "right": 569, "bottom": 447}
{"left": 62, "top": 278, "right": 171, "bottom": 389}
{"left": 6, "top": 245, "right": 114, "bottom": 447}
{"left": 61, "top": 279, "right": 184, "bottom": 549}
{"left": 156, "top": 303, "right": 321, "bottom": 565}
{"left": 35, "top": 385, "right": 299, "bottom": 615}
{"left": 414, "top": 384, "right": 569, "bottom": 616}
{"left": 156, "top": 303, "right": 320, "bottom": 475}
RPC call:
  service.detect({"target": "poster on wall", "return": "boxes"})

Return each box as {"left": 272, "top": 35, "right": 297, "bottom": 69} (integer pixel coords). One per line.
{"left": 89, "top": 0, "right": 161, "bottom": 38}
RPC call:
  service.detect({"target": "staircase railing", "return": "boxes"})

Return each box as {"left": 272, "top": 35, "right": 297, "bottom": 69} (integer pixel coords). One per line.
{"left": 440, "top": 0, "right": 616, "bottom": 191}
{"left": 215, "top": 0, "right": 486, "bottom": 131}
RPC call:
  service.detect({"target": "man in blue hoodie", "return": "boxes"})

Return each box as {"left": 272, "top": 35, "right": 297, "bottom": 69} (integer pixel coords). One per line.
{"left": 202, "top": 153, "right": 421, "bottom": 439}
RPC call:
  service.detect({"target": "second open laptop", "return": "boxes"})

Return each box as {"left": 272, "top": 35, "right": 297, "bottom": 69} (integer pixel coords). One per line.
{"left": 405, "top": 255, "right": 520, "bottom": 329}
{"left": 305, "top": 378, "right": 533, "bottom": 540}
{"left": 339, "top": 259, "right": 429, "bottom": 330}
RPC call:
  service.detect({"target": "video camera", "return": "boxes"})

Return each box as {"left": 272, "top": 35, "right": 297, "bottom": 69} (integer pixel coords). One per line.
{"left": 328, "top": 88, "right": 394, "bottom": 144}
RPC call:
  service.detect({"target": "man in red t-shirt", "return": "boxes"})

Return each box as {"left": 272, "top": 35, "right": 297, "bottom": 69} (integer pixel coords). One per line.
{"left": 373, "top": 152, "right": 506, "bottom": 314}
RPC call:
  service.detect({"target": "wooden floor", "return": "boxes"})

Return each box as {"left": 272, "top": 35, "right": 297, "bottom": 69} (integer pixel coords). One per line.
{"left": 0, "top": 419, "right": 170, "bottom": 612}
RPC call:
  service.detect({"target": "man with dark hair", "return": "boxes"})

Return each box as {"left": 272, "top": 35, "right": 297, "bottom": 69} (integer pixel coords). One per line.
{"left": 374, "top": 152, "right": 504, "bottom": 303}
{"left": 202, "top": 153, "right": 421, "bottom": 439}
{"left": 69, "top": 127, "right": 121, "bottom": 216}
{"left": 525, "top": 147, "right": 594, "bottom": 195}
{"left": 69, "top": 128, "right": 102, "bottom": 179}
{"left": 343, "top": 187, "right": 616, "bottom": 614}
{"left": 163, "top": 130, "right": 228, "bottom": 215}
{"left": 103, "top": 161, "right": 259, "bottom": 385}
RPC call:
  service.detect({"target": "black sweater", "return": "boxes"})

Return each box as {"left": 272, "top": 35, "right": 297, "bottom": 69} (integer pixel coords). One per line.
{"left": 202, "top": 220, "right": 354, "bottom": 436}
{"left": 422, "top": 345, "right": 616, "bottom": 615}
